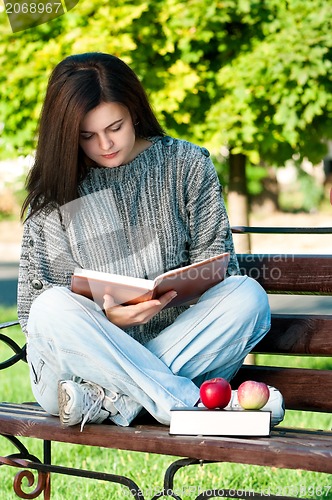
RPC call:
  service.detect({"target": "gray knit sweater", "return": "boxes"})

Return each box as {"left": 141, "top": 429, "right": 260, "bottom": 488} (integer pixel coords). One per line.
{"left": 17, "top": 137, "right": 240, "bottom": 344}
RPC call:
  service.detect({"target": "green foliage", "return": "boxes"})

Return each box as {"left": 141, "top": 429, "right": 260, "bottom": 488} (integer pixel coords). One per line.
{"left": 206, "top": 0, "right": 332, "bottom": 165}
{"left": 297, "top": 170, "right": 325, "bottom": 212}
{"left": 246, "top": 165, "right": 268, "bottom": 196}
{"left": 213, "top": 153, "right": 268, "bottom": 197}
{"left": 278, "top": 170, "right": 325, "bottom": 213}
{"left": 1, "top": 0, "right": 331, "bottom": 171}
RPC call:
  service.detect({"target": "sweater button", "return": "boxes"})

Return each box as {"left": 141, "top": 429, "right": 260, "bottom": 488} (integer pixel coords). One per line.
{"left": 162, "top": 136, "right": 174, "bottom": 146}
{"left": 31, "top": 279, "right": 43, "bottom": 290}
{"left": 28, "top": 239, "right": 34, "bottom": 247}
{"left": 200, "top": 147, "right": 210, "bottom": 157}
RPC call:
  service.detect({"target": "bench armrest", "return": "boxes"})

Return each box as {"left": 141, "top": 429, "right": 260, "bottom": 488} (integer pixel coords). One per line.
{"left": 0, "top": 320, "right": 26, "bottom": 369}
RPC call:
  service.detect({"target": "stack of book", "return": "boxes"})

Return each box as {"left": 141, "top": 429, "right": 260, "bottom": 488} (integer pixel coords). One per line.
{"left": 169, "top": 407, "right": 271, "bottom": 437}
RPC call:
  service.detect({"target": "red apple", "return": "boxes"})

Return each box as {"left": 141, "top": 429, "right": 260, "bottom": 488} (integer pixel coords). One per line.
{"left": 237, "top": 380, "right": 270, "bottom": 410}
{"left": 199, "top": 378, "right": 232, "bottom": 409}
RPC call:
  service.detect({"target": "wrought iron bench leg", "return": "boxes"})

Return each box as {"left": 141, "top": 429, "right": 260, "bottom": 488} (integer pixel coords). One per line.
{"left": 0, "top": 435, "right": 51, "bottom": 499}
{"left": 1, "top": 435, "right": 144, "bottom": 499}
{"left": 152, "top": 458, "right": 303, "bottom": 499}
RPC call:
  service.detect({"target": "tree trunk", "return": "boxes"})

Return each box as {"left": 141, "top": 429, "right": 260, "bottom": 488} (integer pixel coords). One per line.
{"left": 227, "top": 153, "right": 251, "bottom": 253}
{"left": 251, "top": 166, "right": 280, "bottom": 214}
{"left": 227, "top": 153, "right": 255, "bottom": 365}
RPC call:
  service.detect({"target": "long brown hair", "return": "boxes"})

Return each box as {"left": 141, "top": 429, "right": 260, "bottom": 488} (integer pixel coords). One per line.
{"left": 22, "top": 52, "right": 165, "bottom": 219}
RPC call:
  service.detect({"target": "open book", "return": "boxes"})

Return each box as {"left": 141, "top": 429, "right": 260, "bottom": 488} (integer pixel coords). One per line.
{"left": 169, "top": 407, "right": 271, "bottom": 436}
{"left": 71, "top": 252, "right": 230, "bottom": 309}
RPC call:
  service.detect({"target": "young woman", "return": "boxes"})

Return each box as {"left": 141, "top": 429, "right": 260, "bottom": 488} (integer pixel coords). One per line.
{"left": 18, "top": 53, "right": 282, "bottom": 431}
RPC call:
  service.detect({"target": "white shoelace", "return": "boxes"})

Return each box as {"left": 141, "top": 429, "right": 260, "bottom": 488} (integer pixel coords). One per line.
{"left": 80, "top": 382, "right": 106, "bottom": 432}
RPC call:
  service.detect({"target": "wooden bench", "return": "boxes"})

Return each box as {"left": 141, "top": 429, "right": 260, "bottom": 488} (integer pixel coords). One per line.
{"left": 1, "top": 226, "right": 331, "bottom": 499}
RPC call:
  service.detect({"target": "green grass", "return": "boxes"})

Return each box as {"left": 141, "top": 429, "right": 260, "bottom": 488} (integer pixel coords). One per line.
{"left": 0, "top": 307, "right": 331, "bottom": 499}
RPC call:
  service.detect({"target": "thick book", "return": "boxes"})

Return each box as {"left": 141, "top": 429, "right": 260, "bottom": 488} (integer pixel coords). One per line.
{"left": 169, "top": 407, "right": 271, "bottom": 436}
{"left": 71, "top": 252, "right": 230, "bottom": 309}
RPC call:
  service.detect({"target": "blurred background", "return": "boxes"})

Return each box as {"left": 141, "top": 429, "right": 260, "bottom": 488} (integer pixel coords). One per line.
{"left": 0, "top": 4, "right": 331, "bottom": 496}
{"left": 0, "top": 0, "right": 331, "bottom": 307}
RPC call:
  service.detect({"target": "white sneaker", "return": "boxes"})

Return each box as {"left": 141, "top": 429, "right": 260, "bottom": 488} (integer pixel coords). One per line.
{"left": 225, "top": 385, "right": 285, "bottom": 427}
{"left": 58, "top": 379, "right": 118, "bottom": 431}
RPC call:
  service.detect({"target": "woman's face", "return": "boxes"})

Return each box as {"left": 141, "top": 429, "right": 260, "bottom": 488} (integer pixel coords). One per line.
{"left": 79, "top": 101, "right": 138, "bottom": 168}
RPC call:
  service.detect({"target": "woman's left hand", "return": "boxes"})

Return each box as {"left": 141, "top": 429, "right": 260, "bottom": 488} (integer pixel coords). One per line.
{"left": 103, "top": 291, "right": 177, "bottom": 329}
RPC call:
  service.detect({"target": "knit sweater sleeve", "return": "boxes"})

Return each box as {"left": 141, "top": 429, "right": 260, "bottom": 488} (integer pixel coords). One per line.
{"left": 17, "top": 207, "right": 79, "bottom": 334}
{"left": 180, "top": 144, "right": 240, "bottom": 276}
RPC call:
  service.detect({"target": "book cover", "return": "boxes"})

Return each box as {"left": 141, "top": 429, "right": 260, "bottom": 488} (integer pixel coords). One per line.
{"left": 71, "top": 252, "right": 230, "bottom": 309}
{"left": 169, "top": 407, "right": 271, "bottom": 436}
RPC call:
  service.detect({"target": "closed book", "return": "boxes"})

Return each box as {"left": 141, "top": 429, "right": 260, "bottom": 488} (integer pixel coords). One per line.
{"left": 71, "top": 252, "right": 230, "bottom": 308}
{"left": 169, "top": 407, "right": 271, "bottom": 436}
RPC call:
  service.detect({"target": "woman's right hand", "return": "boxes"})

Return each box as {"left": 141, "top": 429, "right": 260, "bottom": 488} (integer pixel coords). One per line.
{"left": 103, "top": 290, "right": 177, "bottom": 329}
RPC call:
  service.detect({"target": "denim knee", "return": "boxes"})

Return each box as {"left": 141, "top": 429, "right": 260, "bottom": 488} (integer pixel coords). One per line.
{"left": 29, "top": 286, "right": 101, "bottom": 330}
{"left": 244, "top": 277, "right": 271, "bottom": 326}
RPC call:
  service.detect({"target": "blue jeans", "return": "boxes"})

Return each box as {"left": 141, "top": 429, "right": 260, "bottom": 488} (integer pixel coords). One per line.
{"left": 26, "top": 275, "right": 270, "bottom": 426}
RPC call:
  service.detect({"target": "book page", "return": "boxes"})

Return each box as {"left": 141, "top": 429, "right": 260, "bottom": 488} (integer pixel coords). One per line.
{"left": 74, "top": 268, "right": 154, "bottom": 289}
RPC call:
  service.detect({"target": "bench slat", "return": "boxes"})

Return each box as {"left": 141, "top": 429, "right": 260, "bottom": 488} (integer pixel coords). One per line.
{"left": 237, "top": 254, "right": 332, "bottom": 293}
{"left": 233, "top": 366, "right": 332, "bottom": 412}
{"left": 0, "top": 403, "right": 331, "bottom": 474}
{"left": 254, "top": 314, "right": 332, "bottom": 356}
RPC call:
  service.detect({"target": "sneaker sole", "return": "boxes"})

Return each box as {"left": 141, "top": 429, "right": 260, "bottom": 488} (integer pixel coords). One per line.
{"left": 58, "top": 381, "right": 73, "bottom": 426}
